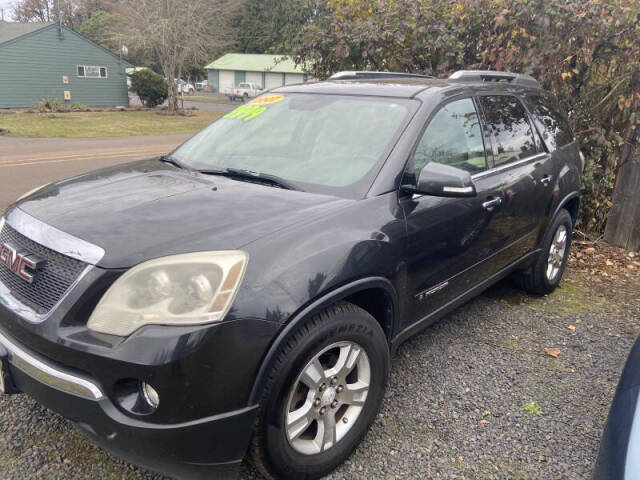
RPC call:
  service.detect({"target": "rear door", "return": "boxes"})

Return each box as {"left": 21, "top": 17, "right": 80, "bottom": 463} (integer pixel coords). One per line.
{"left": 475, "top": 94, "right": 555, "bottom": 260}
{"left": 401, "top": 97, "right": 508, "bottom": 326}
{"left": 524, "top": 91, "right": 579, "bottom": 232}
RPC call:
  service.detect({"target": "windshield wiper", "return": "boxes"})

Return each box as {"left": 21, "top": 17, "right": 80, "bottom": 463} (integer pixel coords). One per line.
{"left": 160, "top": 155, "right": 189, "bottom": 170}
{"left": 198, "top": 167, "right": 300, "bottom": 191}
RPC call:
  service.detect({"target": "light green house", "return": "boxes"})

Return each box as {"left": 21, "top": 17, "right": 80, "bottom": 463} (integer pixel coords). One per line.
{"left": 0, "top": 21, "right": 131, "bottom": 108}
{"left": 205, "top": 53, "right": 308, "bottom": 93}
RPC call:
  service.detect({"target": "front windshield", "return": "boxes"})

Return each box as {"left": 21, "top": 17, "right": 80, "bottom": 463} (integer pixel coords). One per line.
{"left": 172, "top": 93, "right": 416, "bottom": 197}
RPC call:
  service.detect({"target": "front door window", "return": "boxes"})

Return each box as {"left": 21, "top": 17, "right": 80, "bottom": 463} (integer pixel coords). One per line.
{"left": 413, "top": 98, "right": 487, "bottom": 177}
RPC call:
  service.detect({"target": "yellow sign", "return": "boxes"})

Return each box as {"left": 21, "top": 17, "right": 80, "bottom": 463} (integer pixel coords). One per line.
{"left": 224, "top": 104, "right": 267, "bottom": 121}
{"left": 250, "top": 94, "right": 284, "bottom": 105}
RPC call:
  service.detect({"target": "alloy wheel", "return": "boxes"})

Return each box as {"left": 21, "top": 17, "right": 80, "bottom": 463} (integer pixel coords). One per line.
{"left": 546, "top": 224, "right": 568, "bottom": 281}
{"left": 284, "top": 341, "right": 371, "bottom": 455}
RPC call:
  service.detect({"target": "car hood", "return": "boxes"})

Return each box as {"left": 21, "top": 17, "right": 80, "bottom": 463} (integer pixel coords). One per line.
{"left": 13, "top": 159, "right": 350, "bottom": 268}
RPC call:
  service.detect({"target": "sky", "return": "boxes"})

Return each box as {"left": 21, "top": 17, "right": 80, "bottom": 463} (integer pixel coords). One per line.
{"left": 0, "top": 0, "right": 14, "bottom": 20}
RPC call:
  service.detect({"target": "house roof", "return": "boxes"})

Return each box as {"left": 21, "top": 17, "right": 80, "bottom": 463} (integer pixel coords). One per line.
{"left": 205, "top": 53, "right": 304, "bottom": 74}
{"left": 0, "top": 20, "right": 53, "bottom": 45}
{"left": 0, "top": 21, "right": 133, "bottom": 67}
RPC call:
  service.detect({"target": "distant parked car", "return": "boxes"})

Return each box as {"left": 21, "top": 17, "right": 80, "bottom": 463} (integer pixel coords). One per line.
{"left": 196, "top": 80, "right": 208, "bottom": 91}
{"left": 175, "top": 79, "right": 195, "bottom": 95}
{"left": 225, "top": 82, "right": 263, "bottom": 102}
{"left": 594, "top": 334, "right": 640, "bottom": 479}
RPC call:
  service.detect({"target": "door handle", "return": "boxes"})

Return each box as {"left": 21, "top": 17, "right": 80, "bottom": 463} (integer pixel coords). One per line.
{"left": 541, "top": 174, "right": 553, "bottom": 187}
{"left": 482, "top": 197, "right": 503, "bottom": 212}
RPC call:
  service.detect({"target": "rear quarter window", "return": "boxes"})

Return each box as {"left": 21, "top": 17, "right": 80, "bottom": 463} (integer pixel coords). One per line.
{"left": 526, "top": 93, "right": 574, "bottom": 151}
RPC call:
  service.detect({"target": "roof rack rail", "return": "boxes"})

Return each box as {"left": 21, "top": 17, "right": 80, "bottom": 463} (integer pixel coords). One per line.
{"left": 329, "top": 71, "right": 432, "bottom": 81}
{"left": 448, "top": 70, "right": 540, "bottom": 88}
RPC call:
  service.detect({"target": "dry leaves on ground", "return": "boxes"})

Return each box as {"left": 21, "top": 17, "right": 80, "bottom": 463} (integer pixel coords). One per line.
{"left": 544, "top": 347, "right": 561, "bottom": 358}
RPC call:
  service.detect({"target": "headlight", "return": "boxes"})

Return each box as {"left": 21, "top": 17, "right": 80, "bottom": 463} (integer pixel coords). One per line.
{"left": 87, "top": 251, "right": 248, "bottom": 336}
{"left": 16, "top": 183, "right": 49, "bottom": 202}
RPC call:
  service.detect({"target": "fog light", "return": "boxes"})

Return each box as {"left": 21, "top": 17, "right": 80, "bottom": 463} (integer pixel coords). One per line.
{"left": 141, "top": 382, "right": 160, "bottom": 409}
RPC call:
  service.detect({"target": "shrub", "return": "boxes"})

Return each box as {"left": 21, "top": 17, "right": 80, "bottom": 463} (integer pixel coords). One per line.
{"left": 34, "top": 99, "right": 89, "bottom": 113}
{"left": 35, "top": 98, "right": 65, "bottom": 112}
{"left": 131, "top": 69, "right": 168, "bottom": 108}
{"left": 294, "top": 0, "right": 640, "bottom": 235}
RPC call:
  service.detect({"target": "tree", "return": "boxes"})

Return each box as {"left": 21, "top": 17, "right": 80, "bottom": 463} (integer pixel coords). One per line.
{"left": 293, "top": 0, "right": 640, "bottom": 236}
{"left": 605, "top": 71, "right": 640, "bottom": 251}
{"left": 117, "top": 0, "right": 234, "bottom": 114}
{"left": 75, "top": 10, "right": 119, "bottom": 52}
{"left": 233, "top": 0, "right": 325, "bottom": 54}
{"left": 12, "top": 0, "right": 72, "bottom": 23}
{"left": 11, "top": 0, "right": 117, "bottom": 28}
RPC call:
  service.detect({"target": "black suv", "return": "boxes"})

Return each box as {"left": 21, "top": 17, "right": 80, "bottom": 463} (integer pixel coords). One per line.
{"left": 0, "top": 70, "right": 581, "bottom": 479}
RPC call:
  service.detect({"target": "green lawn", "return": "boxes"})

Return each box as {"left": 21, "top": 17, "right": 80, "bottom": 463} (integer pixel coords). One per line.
{"left": 0, "top": 110, "right": 223, "bottom": 138}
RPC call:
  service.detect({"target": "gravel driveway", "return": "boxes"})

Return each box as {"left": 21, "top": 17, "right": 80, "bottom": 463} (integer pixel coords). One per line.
{"left": 1, "top": 244, "right": 639, "bottom": 479}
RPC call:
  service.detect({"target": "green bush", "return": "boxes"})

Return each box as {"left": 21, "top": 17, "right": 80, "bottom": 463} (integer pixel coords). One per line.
{"left": 35, "top": 98, "right": 65, "bottom": 112}
{"left": 131, "top": 69, "right": 168, "bottom": 108}
{"left": 35, "top": 98, "right": 89, "bottom": 113}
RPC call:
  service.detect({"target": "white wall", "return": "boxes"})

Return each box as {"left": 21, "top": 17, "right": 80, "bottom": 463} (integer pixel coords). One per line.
{"left": 246, "top": 71, "right": 262, "bottom": 87}
{"left": 219, "top": 70, "right": 235, "bottom": 92}
{"left": 284, "top": 73, "right": 304, "bottom": 85}
{"left": 265, "top": 72, "right": 284, "bottom": 90}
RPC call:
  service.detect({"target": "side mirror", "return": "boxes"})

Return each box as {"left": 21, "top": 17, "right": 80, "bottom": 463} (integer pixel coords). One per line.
{"left": 403, "top": 162, "right": 477, "bottom": 198}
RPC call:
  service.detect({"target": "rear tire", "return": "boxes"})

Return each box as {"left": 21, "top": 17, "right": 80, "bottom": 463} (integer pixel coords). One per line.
{"left": 514, "top": 208, "right": 573, "bottom": 295}
{"left": 250, "top": 302, "right": 389, "bottom": 480}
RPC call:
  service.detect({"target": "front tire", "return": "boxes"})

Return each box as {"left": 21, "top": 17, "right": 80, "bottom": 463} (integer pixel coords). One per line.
{"left": 515, "top": 208, "right": 573, "bottom": 295}
{"left": 250, "top": 302, "right": 389, "bottom": 480}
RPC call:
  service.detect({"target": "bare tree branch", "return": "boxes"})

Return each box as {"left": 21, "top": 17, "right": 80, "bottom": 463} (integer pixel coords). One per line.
{"left": 116, "top": 0, "right": 236, "bottom": 114}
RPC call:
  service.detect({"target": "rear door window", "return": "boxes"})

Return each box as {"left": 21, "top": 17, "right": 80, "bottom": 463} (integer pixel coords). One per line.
{"left": 525, "top": 93, "right": 574, "bottom": 151}
{"left": 479, "top": 95, "right": 539, "bottom": 167}
{"left": 413, "top": 97, "right": 487, "bottom": 176}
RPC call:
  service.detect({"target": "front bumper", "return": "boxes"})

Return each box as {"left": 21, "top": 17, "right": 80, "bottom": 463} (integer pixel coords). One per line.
{"left": 0, "top": 329, "right": 257, "bottom": 480}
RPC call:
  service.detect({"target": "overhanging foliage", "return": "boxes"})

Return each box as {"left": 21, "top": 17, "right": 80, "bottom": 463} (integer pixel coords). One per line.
{"left": 294, "top": 0, "right": 640, "bottom": 234}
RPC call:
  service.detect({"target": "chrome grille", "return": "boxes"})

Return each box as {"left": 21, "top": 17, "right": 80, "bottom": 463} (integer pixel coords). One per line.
{"left": 0, "top": 223, "right": 87, "bottom": 314}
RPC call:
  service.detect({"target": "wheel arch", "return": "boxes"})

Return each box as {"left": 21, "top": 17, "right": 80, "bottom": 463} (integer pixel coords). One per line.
{"left": 247, "top": 277, "right": 398, "bottom": 405}
{"left": 553, "top": 191, "right": 580, "bottom": 227}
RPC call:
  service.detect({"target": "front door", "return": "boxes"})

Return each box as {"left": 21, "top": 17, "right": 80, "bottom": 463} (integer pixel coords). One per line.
{"left": 401, "top": 97, "right": 508, "bottom": 327}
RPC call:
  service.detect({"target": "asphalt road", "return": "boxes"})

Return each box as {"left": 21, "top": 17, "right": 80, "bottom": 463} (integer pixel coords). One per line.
{"left": 0, "top": 134, "right": 192, "bottom": 212}
{"left": 183, "top": 99, "right": 238, "bottom": 112}
{"left": 130, "top": 92, "right": 237, "bottom": 113}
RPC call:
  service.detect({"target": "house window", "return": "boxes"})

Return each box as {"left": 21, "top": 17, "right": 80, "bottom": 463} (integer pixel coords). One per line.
{"left": 77, "top": 65, "right": 108, "bottom": 78}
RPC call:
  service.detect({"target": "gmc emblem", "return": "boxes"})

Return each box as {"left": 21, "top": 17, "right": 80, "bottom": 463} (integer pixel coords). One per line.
{"left": 0, "top": 243, "right": 44, "bottom": 284}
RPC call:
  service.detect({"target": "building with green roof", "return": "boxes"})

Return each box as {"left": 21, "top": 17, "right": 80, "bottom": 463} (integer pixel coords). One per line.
{"left": 204, "top": 53, "right": 308, "bottom": 93}
{"left": 0, "top": 21, "right": 131, "bottom": 108}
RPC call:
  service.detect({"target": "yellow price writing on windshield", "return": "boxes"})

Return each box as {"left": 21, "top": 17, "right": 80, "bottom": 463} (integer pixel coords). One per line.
{"left": 223, "top": 104, "right": 267, "bottom": 122}
{"left": 250, "top": 94, "right": 284, "bottom": 105}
